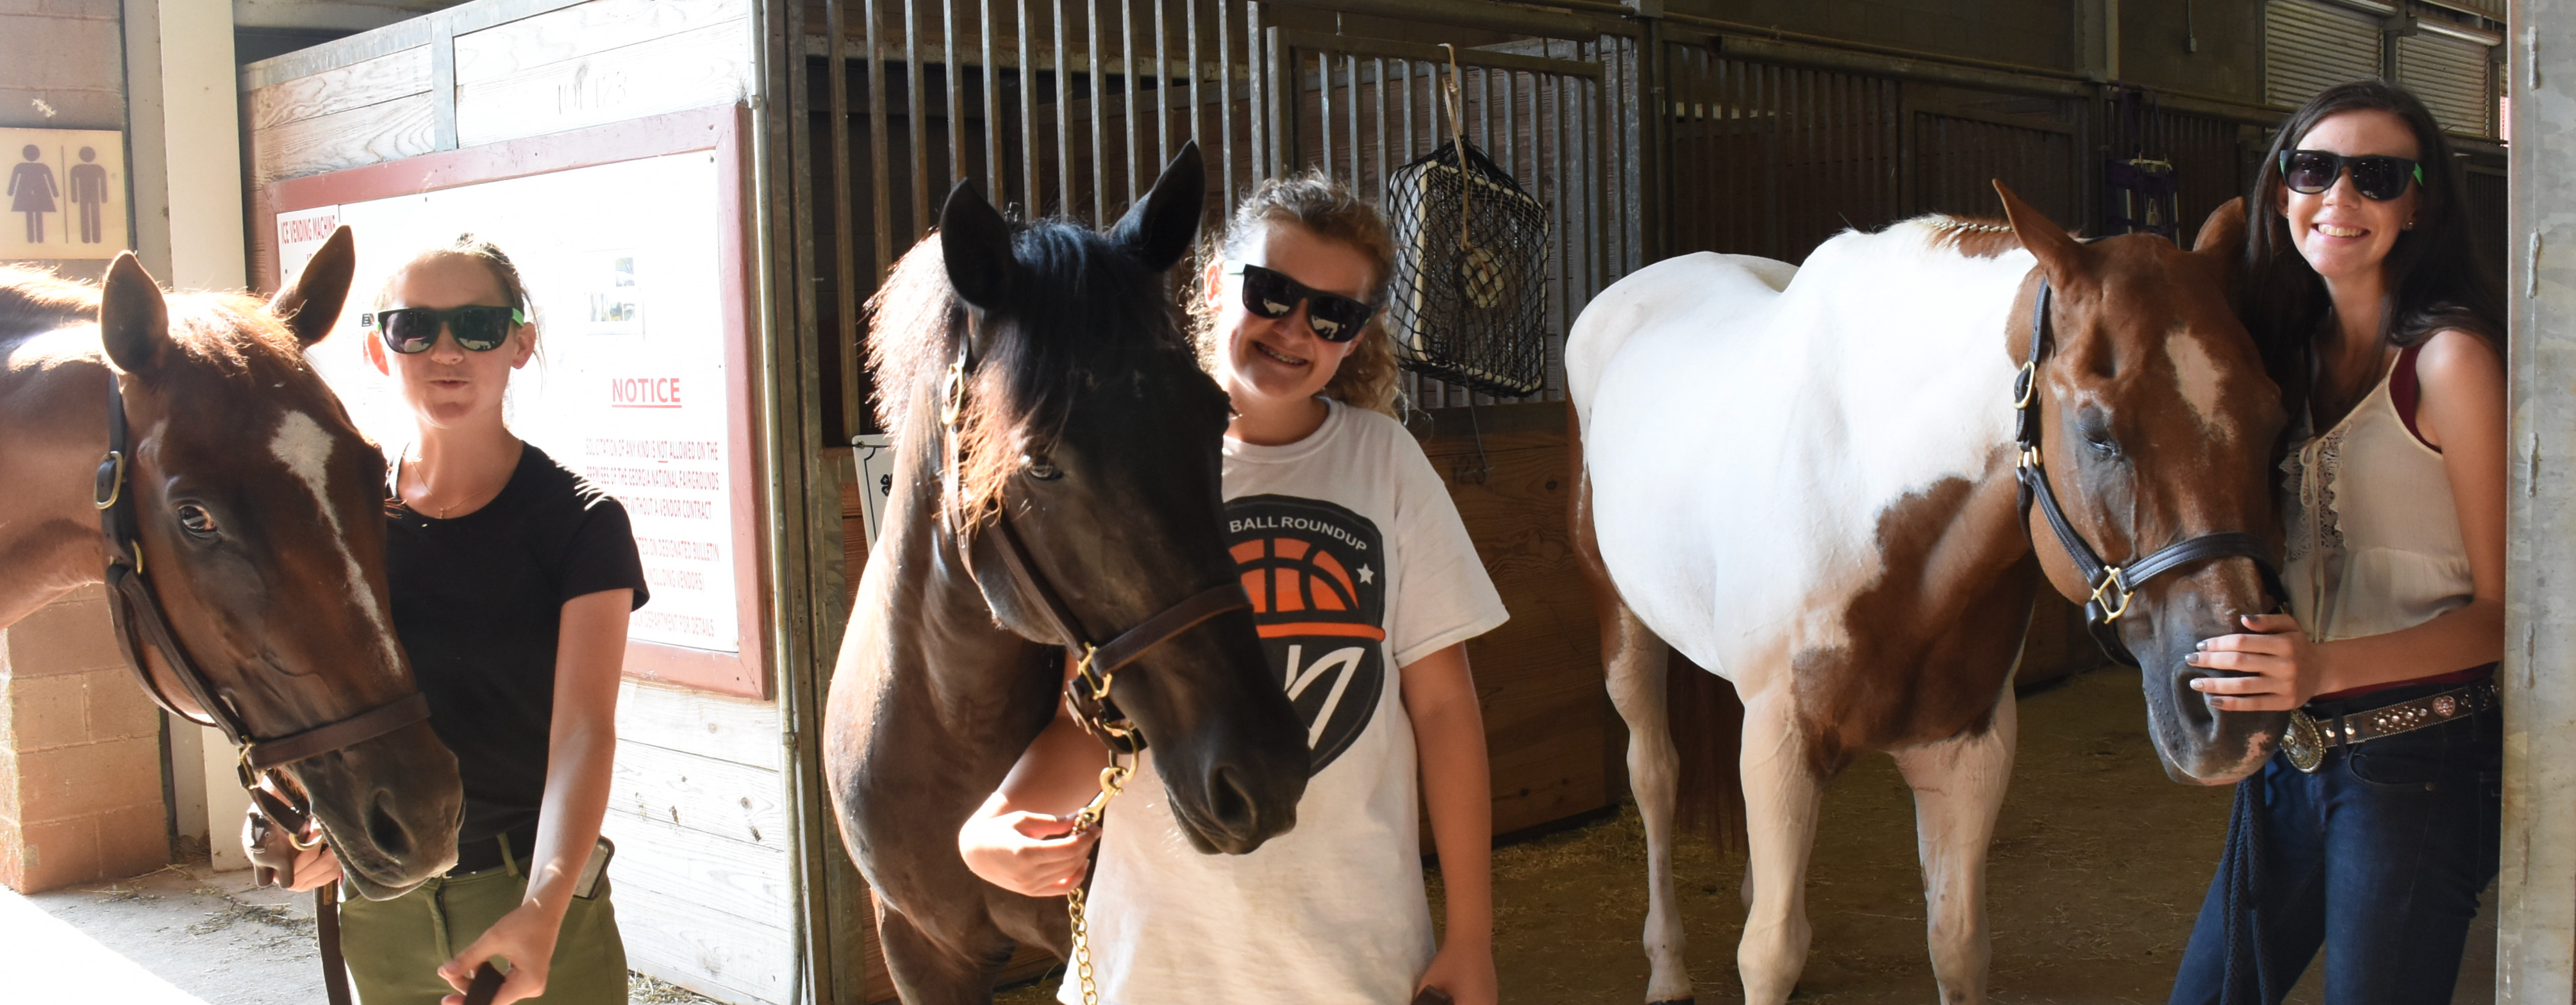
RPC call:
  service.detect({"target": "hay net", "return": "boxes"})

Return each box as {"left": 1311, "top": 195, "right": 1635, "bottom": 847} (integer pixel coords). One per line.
{"left": 1383, "top": 139, "right": 1551, "bottom": 398}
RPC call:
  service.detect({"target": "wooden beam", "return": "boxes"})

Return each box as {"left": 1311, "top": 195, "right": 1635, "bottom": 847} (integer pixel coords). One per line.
{"left": 2497, "top": 2, "right": 2576, "bottom": 999}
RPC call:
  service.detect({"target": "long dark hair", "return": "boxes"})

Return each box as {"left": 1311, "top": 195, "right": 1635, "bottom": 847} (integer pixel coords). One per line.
{"left": 2242, "top": 79, "right": 2502, "bottom": 419}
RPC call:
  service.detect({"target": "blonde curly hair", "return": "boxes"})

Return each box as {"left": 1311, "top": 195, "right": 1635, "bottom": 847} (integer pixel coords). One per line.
{"left": 1186, "top": 171, "right": 1400, "bottom": 417}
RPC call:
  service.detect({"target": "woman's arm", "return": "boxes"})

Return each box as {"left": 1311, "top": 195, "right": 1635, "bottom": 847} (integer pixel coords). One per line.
{"left": 2192, "top": 328, "right": 2507, "bottom": 707}
{"left": 438, "top": 587, "right": 630, "bottom": 1005}
{"left": 1404, "top": 642, "right": 1497, "bottom": 1005}
{"left": 957, "top": 656, "right": 1115, "bottom": 897}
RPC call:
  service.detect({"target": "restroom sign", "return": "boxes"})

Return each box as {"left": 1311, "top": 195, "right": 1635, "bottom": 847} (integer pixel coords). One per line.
{"left": 1, "top": 128, "right": 127, "bottom": 260}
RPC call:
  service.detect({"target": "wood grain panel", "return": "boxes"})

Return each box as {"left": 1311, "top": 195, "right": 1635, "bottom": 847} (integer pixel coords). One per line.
{"left": 247, "top": 47, "right": 431, "bottom": 131}
{"left": 454, "top": 0, "right": 748, "bottom": 84}
{"left": 251, "top": 93, "right": 437, "bottom": 185}
{"left": 453, "top": 19, "right": 750, "bottom": 148}
{"left": 610, "top": 738, "right": 786, "bottom": 849}
{"left": 617, "top": 679, "right": 782, "bottom": 772}
{"left": 612, "top": 854, "right": 795, "bottom": 1004}
{"left": 601, "top": 811, "right": 790, "bottom": 928}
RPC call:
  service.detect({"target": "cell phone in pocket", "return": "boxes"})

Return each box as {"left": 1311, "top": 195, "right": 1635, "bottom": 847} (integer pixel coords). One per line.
{"left": 574, "top": 837, "right": 615, "bottom": 899}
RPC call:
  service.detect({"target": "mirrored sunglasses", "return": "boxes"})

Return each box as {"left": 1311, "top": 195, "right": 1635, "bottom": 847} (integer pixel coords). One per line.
{"left": 1224, "top": 261, "right": 1377, "bottom": 343}
{"left": 363, "top": 306, "right": 526, "bottom": 354}
{"left": 2279, "top": 149, "right": 2422, "bottom": 202}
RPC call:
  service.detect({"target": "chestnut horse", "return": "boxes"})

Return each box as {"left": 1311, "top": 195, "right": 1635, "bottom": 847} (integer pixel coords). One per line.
{"left": 0, "top": 237, "right": 463, "bottom": 895}
{"left": 1568, "top": 188, "right": 2287, "bottom": 1004}
{"left": 825, "top": 144, "right": 1309, "bottom": 1003}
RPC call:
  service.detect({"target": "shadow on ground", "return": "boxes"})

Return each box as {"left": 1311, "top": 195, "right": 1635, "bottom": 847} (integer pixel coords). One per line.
{"left": 1001, "top": 667, "right": 2498, "bottom": 1004}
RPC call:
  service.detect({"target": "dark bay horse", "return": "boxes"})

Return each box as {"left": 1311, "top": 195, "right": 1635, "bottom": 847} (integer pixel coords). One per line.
{"left": 1568, "top": 188, "right": 2286, "bottom": 1004}
{"left": 824, "top": 144, "right": 1309, "bottom": 1002}
{"left": 0, "top": 237, "right": 463, "bottom": 895}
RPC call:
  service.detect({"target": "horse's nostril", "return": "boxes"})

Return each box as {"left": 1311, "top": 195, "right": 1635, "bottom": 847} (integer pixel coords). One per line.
{"left": 1206, "top": 765, "right": 1256, "bottom": 834}
{"left": 367, "top": 792, "right": 410, "bottom": 858}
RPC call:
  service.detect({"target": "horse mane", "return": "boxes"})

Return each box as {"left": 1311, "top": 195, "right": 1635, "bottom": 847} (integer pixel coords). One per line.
{"left": 865, "top": 220, "right": 1193, "bottom": 524}
{"left": 0, "top": 264, "right": 301, "bottom": 374}
{"left": 1921, "top": 215, "right": 2027, "bottom": 259}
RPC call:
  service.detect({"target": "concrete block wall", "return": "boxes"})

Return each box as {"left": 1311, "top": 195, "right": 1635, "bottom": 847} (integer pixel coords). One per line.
{"left": 0, "top": 586, "right": 169, "bottom": 893}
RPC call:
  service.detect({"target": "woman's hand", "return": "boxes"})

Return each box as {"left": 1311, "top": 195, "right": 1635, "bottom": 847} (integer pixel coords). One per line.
{"left": 437, "top": 901, "right": 564, "bottom": 1005}
{"left": 958, "top": 803, "right": 1099, "bottom": 897}
{"left": 1415, "top": 938, "right": 1497, "bottom": 1005}
{"left": 283, "top": 845, "right": 342, "bottom": 892}
{"left": 2186, "top": 613, "right": 2334, "bottom": 711}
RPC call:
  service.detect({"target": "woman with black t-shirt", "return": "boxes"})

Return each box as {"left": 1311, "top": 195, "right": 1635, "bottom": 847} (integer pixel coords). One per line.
{"left": 275, "top": 236, "right": 647, "bottom": 1005}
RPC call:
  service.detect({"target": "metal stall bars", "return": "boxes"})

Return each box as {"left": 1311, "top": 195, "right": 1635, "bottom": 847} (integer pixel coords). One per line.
{"left": 1268, "top": 29, "right": 1633, "bottom": 410}
{"left": 807, "top": 1, "right": 1284, "bottom": 446}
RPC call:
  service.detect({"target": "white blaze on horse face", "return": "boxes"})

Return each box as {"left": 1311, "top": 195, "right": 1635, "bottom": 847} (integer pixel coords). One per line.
{"left": 269, "top": 411, "right": 404, "bottom": 674}
{"left": 2168, "top": 329, "right": 2232, "bottom": 442}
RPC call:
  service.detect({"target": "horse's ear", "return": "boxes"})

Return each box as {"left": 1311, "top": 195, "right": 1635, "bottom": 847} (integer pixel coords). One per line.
{"left": 1109, "top": 140, "right": 1206, "bottom": 272}
{"left": 940, "top": 180, "right": 1020, "bottom": 310}
{"left": 2191, "top": 198, "right": 2248, "bottom": 257}
{"left": 1993, "top": 180, "right": 2084, "bottom": 285}
{"left": 99, "top": 252, "right": 173, "bottom": 378}
{"left": 269, "top": 226, "right": 357, "bottom": 347}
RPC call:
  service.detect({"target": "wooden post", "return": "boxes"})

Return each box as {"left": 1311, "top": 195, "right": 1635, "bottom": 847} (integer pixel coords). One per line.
{"left": 2498, "top": 2, "right": 2576, "bottom": 999}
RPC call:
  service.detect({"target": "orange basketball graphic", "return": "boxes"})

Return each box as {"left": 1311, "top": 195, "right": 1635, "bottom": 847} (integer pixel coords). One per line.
{"left": 1226, "top": 495, "right": 1386, "bottom": 775}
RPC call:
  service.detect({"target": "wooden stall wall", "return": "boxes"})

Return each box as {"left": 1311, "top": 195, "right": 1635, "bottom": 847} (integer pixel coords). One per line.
{"left": 242, "top": 4, "right": 780, "bottom": 1003}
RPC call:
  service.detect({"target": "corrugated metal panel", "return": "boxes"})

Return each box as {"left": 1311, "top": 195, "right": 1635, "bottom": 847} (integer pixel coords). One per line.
{"left": 2418, "top": 0, "right": 2505, "bottom": 19}
{"left": 2265, "top": 0, "right": 2381, "bottom": 107}
{"left": 2398, "top": 31, "right": 2495, "bottom": 136}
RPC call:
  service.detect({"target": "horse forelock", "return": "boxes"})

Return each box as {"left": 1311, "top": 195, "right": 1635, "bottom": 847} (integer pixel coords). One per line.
{"left": 867, "top": 220, "right": 1192, "bottom": 525}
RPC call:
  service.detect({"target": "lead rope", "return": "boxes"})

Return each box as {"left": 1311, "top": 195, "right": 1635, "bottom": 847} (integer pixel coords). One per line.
{"left": 1063, "top": 643, "right": 1136, "bottom": 1005}
{"left": 2217, "top": 774, "right": 2273, "bottom": 1004}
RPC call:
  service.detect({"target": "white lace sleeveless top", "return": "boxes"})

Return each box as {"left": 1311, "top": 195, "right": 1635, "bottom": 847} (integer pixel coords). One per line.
{"left": 2281, "top": 345, "right": 2473, "bottom": 644}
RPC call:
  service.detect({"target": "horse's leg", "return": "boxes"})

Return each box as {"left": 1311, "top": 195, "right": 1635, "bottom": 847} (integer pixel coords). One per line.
{"left": 1888, "top": 688, "right": 2018, "bottom": 1005}
{"left": 1603, "top": 601, "right": 1690, "bottom": 1004}
{"left": 1735, "top": 681, "right": 1824, "bottom": 1005}
{"left": 1572, "top": 446, "right": 1696, "bottom": 1005}
{"left": 877, "top": 906, "right": 1012, "bottom": 1005}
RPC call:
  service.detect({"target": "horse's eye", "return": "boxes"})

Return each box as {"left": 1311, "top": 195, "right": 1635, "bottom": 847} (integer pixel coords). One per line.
{"left": 1024, "top": 455, "right": 1062, "bottom": 481}
{"left": 2081, "top": 429, "right": 2121, "bottom": 458}
{"left": 176, "top": 503, "right": 219, "bottom": 536}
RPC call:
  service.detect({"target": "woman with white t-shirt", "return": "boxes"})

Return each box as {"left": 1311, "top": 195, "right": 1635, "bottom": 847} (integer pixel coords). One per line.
{"left": 958, "top": 172, "right": 1508, "bottom": 1005}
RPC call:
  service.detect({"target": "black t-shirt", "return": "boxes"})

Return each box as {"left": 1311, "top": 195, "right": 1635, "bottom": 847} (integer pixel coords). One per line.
{"left": 385, "top": 443, "right": 649, "bottom": 846}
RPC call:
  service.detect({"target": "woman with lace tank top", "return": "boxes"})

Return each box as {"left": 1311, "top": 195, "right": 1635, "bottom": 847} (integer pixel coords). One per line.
{"left": 2167, "top": 81, "right": 2507, "bottom": 1005}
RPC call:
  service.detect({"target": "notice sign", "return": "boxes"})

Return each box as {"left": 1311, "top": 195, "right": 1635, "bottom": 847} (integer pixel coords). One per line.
{"left": 291, "top": 153, "right": 742, "bottom": 654}
{"left": 1, "top": 128, "right": 127, "bottom": 260}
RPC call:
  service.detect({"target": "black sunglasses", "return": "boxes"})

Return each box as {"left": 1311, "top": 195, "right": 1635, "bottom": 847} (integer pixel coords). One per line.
{"left": 2279, "top": 149, "right": 2423, "bottom": 202}
{"left": 362, "top": 306, "right": 527, "bottom": 354}
{"left": 1224, "top": 261, "right": 1377, "bottom": 342}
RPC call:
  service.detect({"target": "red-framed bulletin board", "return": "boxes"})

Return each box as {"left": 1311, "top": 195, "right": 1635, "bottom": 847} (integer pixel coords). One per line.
{"left": 258, "top": 104, "right": 770, "bottom": 698}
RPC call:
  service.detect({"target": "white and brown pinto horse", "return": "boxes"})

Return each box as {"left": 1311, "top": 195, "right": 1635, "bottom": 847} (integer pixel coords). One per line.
{"left": 1568, "top": 187, "right": 2287, "bottom": 1004}
{"left": 0, "top": 240, "right": 463, "bottom": 895}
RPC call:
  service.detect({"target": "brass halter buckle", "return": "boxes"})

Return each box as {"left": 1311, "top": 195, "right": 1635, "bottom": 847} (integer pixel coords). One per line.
{"left": 2088, "top": 565, "right": 2134, "bottom": 623}
{"left": 1065, "top": 644, "right": 1140, "bottom": 752}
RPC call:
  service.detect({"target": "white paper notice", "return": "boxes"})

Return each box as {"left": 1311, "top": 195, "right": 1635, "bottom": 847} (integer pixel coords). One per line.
{"left": 286, "top": 153, "right": 740, "bottom": 654}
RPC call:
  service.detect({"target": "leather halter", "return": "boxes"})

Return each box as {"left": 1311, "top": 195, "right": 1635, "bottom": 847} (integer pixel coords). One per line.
{"left": 938, "top": 332, "right": 1252, "bottom": 755}
{"left": 2012, "top": 278, "right": 2288, "bottom": 667}
{"left": 95, "top": 371, "right": 433, "bottom": 1005}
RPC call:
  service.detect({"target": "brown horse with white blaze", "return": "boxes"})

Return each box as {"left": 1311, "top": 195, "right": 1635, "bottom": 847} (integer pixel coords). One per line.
{"left": 1567, "top": 187, "right": 2288, "bottom": 1004}
{"left": 0, "top": 235, "right": 463, "bottom": 896}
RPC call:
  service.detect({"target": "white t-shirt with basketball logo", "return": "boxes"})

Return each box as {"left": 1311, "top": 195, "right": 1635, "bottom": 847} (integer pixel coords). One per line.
{"left": 1065, "top": 397, "right": 1509, "bottom": 1004}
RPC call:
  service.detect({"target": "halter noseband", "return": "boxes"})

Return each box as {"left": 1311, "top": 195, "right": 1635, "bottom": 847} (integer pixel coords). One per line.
{"left": 938, "top": 330, "right": 1251, "bottom": 756}
{"left": 2012, "top": 278, "right": 2288, "bottom": 667}
{"left": 92, "top": 373, "right": 431, "bottom": 824}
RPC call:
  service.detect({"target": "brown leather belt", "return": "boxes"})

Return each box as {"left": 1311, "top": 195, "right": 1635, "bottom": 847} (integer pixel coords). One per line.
{"left": 2282, "top": 679, "right": 2500, "bottom": 773}
{"left": 448, "top": 826, "right": 540, "bottom": 876}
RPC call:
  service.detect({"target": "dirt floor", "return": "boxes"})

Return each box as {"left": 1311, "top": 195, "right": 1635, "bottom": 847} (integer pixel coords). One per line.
{"left": 0, "top": 859, "right": 717, "bottom": 1003}
{"left": 1000, "top": 666, "right": 2498, "bottom": 1004}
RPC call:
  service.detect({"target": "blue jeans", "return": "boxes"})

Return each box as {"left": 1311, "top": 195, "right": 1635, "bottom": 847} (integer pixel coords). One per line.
{"left": 2170, "top": 682, "right": 2502, "bottom": 1005}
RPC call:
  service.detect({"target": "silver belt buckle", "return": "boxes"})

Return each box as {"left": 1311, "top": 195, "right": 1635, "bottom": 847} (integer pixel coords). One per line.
{"left": 2284, "top": 710, "right": 2326, "bottom": 773}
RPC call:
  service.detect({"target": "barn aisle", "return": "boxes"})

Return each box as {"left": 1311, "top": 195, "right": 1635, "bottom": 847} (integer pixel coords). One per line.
{"left": 1000, "top": 667, "right": 2498, "bottom": 1004}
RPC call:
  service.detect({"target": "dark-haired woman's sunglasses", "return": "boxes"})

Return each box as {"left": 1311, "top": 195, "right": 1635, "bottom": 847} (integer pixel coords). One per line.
{"left": 363, "top": 306, "right": 526, "bottom": 354}
{"left": 1225, "top": 261, "right": 1377, "bottom": 342}
{"left": 2280, "top": 150, "right": 2422, "bottom": 201}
